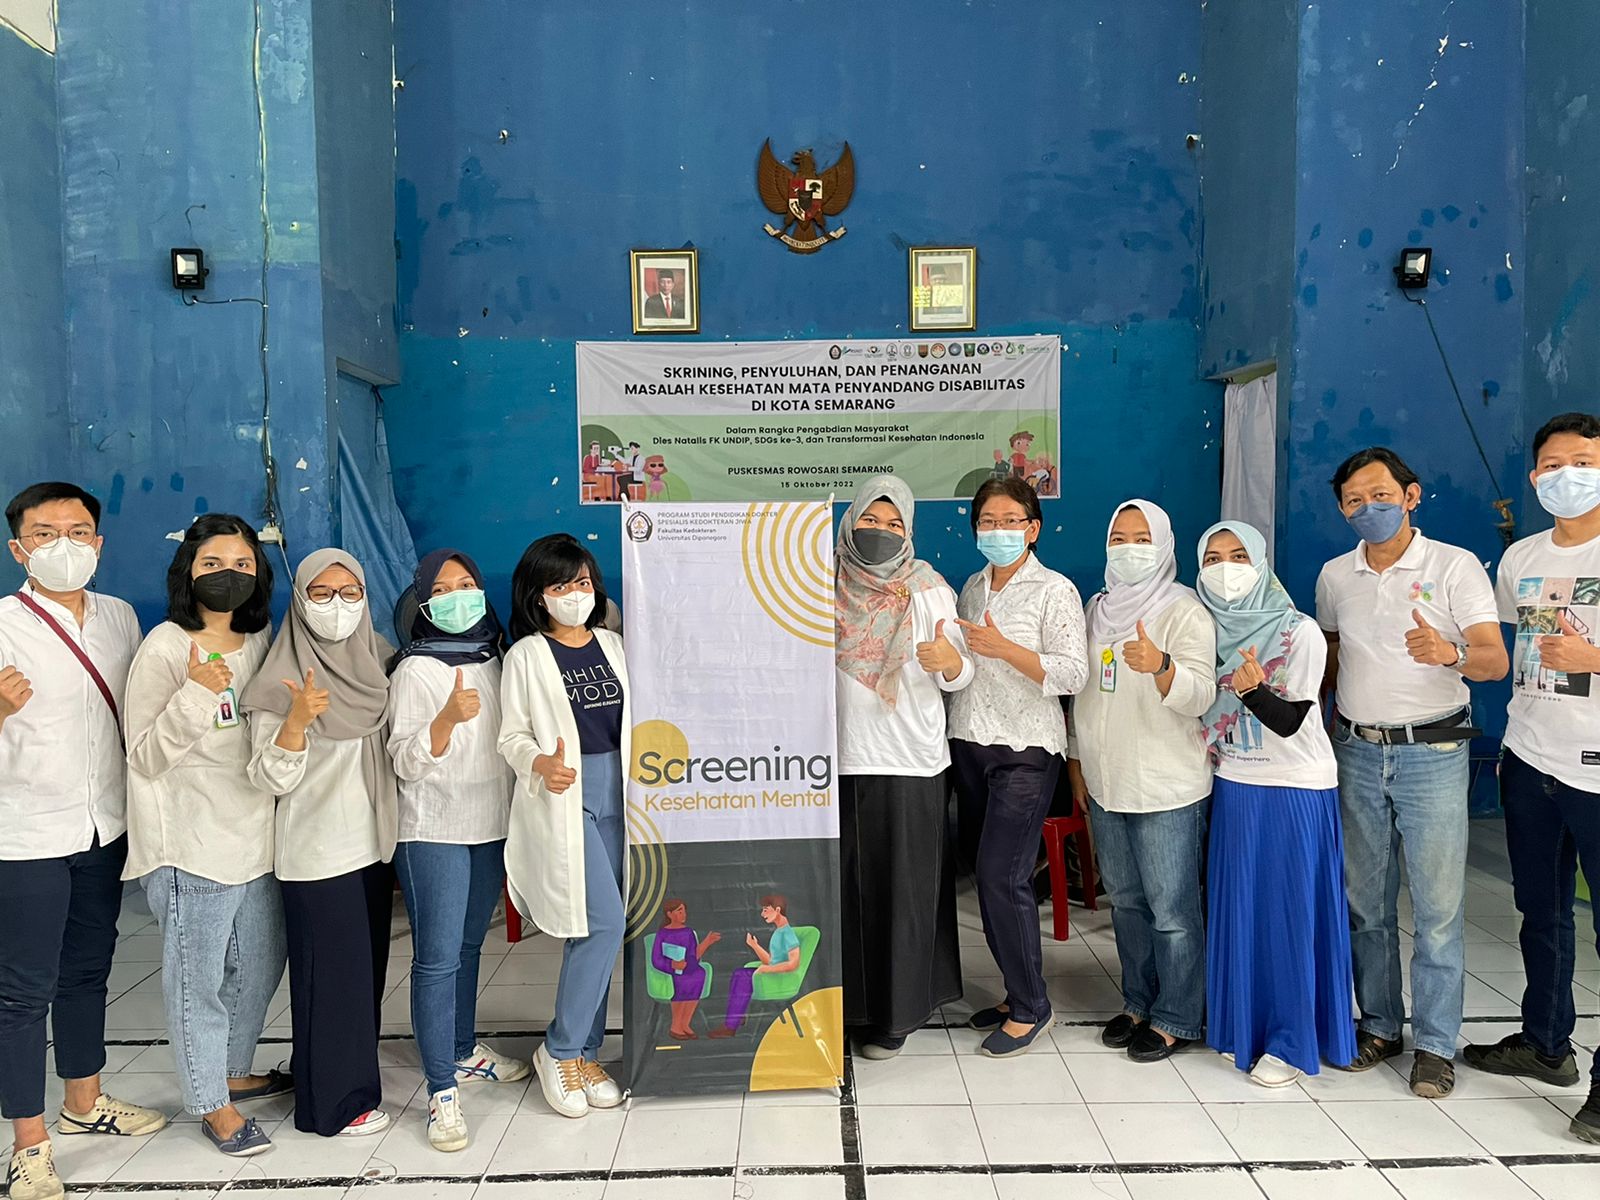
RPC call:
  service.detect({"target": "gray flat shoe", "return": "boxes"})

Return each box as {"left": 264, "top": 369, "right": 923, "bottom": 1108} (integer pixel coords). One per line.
{"left": 203, "top": 1117, "right": 273, "bottom": 1157}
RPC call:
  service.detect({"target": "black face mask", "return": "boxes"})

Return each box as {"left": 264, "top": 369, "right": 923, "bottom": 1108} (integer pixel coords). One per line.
{"left": 192, "top": 568, "right": 257, "bottom": 613}
{"left": 853, "top": 528, "right": 905, "bottom": 565}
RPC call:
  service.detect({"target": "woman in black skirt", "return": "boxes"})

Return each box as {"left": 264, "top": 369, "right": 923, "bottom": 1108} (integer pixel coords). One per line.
{"left": 834, "top": 475, "right": 972, "bottom": 1058}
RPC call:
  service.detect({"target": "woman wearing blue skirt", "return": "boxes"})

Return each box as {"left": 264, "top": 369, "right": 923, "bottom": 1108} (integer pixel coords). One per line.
{"left": 1196, "top": 521, "right": 1356, "bottom": 1088}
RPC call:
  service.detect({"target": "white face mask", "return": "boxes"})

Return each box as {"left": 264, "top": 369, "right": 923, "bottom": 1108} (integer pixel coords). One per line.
{"left": 1106, "top": 543, "right": 1164, "bottom": 586}
{"left": 545, "top": 590, "right": 596, "bottom": 628}
{"left": 1200, "top": 561, "right": 1260, "bottom": 604}
{"left": 17, "top": 537, "right": 100, "bottom": 593}
{"left": 301, "top": 595, "right": 366, "bottom": 641}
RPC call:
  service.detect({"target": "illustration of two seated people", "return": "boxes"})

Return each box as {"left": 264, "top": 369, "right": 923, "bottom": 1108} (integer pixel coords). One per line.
{"left": 651, "top": 894, "right": 802, "bottom": 1041}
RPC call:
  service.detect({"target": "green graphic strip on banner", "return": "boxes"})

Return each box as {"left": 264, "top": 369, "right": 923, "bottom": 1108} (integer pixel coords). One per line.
{"left": 576, "top": 337, "right": 1062, "bottom": 503}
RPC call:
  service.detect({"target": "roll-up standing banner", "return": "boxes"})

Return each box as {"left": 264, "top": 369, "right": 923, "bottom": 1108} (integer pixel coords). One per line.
{"left": 620, "top": 501, "right": 845, "bottom": 1096}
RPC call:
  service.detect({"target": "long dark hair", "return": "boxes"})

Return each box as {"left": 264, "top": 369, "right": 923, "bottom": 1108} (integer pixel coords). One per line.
{"left": 165, "top": 514, "right": 274, "bottom": 633}
{"left": 509, "top": 533, "right": 609, "bottom": 641}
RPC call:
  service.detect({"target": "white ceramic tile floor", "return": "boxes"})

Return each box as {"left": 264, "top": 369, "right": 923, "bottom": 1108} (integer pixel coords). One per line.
{"left": 30, "top": 820, "right": 1599, "bottom": 1199}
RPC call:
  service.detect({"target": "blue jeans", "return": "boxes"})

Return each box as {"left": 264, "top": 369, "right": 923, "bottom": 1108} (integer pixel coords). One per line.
{"left": 1086, "top": 795, "right": 1208, "bottom": 1042}
{"left": 394, "top": 839, "right": 507, "bottom": 1095}
{"left": 545, "top": 752, "right": 625, "bottom": 1061}
{"left": 1501, "top": 749, "right": 1600, "bottom": 1084}
{"left": 142, "top": 868, "right": 287, "bottom": 1114}
{"left": 1333, "top": 725, "right": 1468, "bottom": 1060}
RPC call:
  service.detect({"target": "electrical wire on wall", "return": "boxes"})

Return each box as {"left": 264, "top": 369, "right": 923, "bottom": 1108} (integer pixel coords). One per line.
{"left": 1404, "top": 291, "right": 1518, "bottom": 548}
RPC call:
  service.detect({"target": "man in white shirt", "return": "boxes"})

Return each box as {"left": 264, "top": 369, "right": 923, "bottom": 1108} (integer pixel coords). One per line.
{"left": 0, "top": 483, "right": 164, "bottom": 1200}
{"left": 1464, "top": 414, "right": 1600, "bottom": 1145}
{"left": 1316, "top": 448, "right": 1507, "bottom": 1100}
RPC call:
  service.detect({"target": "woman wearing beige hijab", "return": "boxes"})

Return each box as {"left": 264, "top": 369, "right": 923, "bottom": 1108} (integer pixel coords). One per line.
{"left": 242, "top": 550, "right": 398, "bottom": 1139}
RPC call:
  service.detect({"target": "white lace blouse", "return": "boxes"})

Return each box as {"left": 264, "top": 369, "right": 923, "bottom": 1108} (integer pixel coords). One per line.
{"left": 946, "top": 553, "right": 1089, "bottom": 755}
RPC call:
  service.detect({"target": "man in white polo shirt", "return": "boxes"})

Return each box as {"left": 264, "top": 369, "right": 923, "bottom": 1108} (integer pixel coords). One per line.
{"left": 0, "top": 483, "right": 165, "bottom": 1200}
{"left": 1316, "top": 448, "right": 1507, "bottom": 1100}
{"left": 1464, "top": 413, "right": 1600, "bottom": 1145}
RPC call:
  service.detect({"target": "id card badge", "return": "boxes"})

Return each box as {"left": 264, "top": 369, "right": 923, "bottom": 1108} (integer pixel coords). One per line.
{"left": 208, "top": 653, "right": 241, "bottom": 729}
{"left": 1099, "top": 648, "right": 1117, "bottom": 692}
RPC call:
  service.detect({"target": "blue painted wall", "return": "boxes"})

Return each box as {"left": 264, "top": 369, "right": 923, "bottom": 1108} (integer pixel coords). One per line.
{"left": 385, "top": 0, "right": 1219, "bottom": 612}
{"left": 1524, "top": 0, "right": 1600, "bottom": 521}
{"left": 1198, "top": 0, "right": 1298, "bottom": 379}
{"left": 0, "top": 26, "right": 67, "bottom": 576}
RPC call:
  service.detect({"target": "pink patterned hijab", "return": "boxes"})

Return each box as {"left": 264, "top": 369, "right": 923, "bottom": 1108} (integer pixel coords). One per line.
{"left": 835, "top": 475, "right": 943, "bottom": 708}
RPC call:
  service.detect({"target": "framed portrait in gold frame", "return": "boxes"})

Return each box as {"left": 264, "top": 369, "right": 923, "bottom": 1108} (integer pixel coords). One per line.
{"left": 631, "top": 248, "right": 700, "bottom": 334}
{"left": 908, "top": 246, "right": 976, "bottom": 332}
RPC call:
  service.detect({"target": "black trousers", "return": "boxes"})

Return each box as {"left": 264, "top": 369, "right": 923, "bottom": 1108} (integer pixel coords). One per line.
{"left": 0, "top": 834, "right": 126, "bottom": 1120}
{"left": 280, "top": 861, "right": 393, "bottom": 1135}
{"left": 951, "top": 741, "right": 1061, "bottom": 1026}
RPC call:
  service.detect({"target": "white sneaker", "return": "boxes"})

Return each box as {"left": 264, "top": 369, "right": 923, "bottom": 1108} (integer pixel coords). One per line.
{"left": 336, "top": 1109, "right": 391, "bottom": 1137}
{"left": 577, "top": 1058, "right": 626, "bottom": 1109}
{"left": 454, "top": 1042, "right": 531, "bottom": 1085}
{"left": 1250, "top": 1053, "right": 1304, "bottom": 1088}
{"left": 6, "top": 1142, "right": 64, "bottom": 1200}
{"left": 56, "top": 1093, "right": 167, "bottom": 1137}
{"left": 533, "top": 1043, "right": 588, "bottom": 1119}
{"left": 427, "top": 1088, "right": 469, "bottom": 1153}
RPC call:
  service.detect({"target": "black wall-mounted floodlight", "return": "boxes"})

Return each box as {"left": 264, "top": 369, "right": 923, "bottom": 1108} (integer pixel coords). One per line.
{"left": 1394, "top": 247, "right": 1432, "bottom": 289}
{"left": 171, "top": 248, "right": 209, "bottom": 290}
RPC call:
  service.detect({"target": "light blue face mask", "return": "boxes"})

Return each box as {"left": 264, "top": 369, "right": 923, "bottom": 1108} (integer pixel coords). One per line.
{"left": 425, "top": 587, "right": 487, "bottom": 634}
{"left": 1346, "top": 501, "right": 1407, "bottom": 544}
{"left": 976, "top": 530, "right": 1028, "bottom": 567}
{"left": 1536, "top": 466, "right": 1600, "bottom": 519}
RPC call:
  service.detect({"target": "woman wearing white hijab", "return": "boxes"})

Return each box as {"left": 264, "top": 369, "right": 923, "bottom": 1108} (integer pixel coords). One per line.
{"left": 1067, "top": 500, "right": 1216, "bottom": 1063}
{"left": 242, "top": 549, "right": 398, "bottom": 1139}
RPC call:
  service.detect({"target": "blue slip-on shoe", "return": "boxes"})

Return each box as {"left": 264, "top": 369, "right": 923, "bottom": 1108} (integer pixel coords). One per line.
{"left": 967, "top": 1006, "right": 1009, "bottom": 1032}
{"left": 203, "top": 1117, "right": 273, "bottom": 1157}
{"left": 979, "top": 1012, "right": 1053, "bottom": 1058}
{"left": 229, "top": 1068, "right": 293, "bottom": 1103}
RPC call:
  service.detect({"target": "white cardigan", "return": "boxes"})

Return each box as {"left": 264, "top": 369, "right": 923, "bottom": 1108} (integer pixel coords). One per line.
{"left": 498, "top": 629, "right": 631, "bottom": 939}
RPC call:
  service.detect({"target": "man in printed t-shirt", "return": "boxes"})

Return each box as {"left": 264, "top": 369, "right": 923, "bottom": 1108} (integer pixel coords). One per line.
{"left": 1464, "top": 412, "right": 1600, "bottom": 1145}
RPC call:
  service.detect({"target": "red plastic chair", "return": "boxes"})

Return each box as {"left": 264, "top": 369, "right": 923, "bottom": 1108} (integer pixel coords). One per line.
{"left": 1042, "top": 798, "right": 1098, "bottom": 942}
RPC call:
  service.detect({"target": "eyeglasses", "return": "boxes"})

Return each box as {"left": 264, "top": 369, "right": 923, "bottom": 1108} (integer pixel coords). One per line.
{"left": 976, "top": 516, "right": 1034, "bottom": 531}
{"left": 21, "top": 528, "right": 96, "bottom": 548}
{"left": 306, "top": 584, "right": 366, "bottom": 604}
{"left": 545, "top": 578, "right": 595, "bottom": 597}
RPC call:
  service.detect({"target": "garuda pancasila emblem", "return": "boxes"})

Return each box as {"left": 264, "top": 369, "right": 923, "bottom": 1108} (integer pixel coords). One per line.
{"left": 757, "top": 139, "right": 855, "bottom": 254}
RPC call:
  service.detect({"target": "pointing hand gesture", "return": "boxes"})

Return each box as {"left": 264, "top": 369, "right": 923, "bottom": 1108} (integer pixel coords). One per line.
{"left": 438, "top": 667, "right": 481, "bottom": 725}
{"left": 282, "top": 667, "right": 330, "bottom": 732}
{"left": 187, "top": 642, "right": 234, "bottom": 694}
{"left": 1231, "top": 645, "right": 1266, "bottom": 696}
{"left": 0, "top": 665, "right": 33, "bottom": 719}
{"left": 915, "top": 618, "right": 962, "bottom": 675}
{"left": 1404, "top": 609, "right": 1457, "bottom": 667}
{"left": 1538, "top": 611, "right": 1600, "bottom": 673}
{"left": 1122, "top": 620, "right": 1166, "bottom": 675}
{"left": 954, "top": 610, "right": 1010, "bottom": 659}
{"left": 534, "top": 736, "right": 578, "bottom": 794}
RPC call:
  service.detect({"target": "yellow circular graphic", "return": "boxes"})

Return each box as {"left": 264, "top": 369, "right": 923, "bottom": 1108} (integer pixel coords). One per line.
{"left": 748, "top": 985, "right": 845, "bottom": 1092}
{"left": 741, "top": 502, "right": 835, "bottom": 647}
{"left": 631, "top": 719, "right": 690, "bottom": 785}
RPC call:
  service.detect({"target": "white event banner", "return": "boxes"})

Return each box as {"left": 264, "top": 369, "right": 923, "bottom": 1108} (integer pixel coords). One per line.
{"left": 621, "top": 501, "right": 839, "bottom": 845}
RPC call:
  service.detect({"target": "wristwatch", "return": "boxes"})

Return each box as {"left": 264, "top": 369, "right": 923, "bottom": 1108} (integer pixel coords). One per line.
{"left": 1452, "top": 642, "right": 1468, "bottom": 669}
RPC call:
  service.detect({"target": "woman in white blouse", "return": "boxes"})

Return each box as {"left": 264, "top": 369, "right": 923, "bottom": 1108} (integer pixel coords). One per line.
{"left": 387, "top": 549, "right": 525, "bottom": 1153}
{"left": 499, "top": 535, "right": 629, "bottom": 1120}
{"left": 835, "top": 476, "right": 974, "bottom": 1060}
{"left": 124, "top": 515, "right": 289, "bottom": 1157}
{"left": 948, "top": 477, "right": 1089, "bottom": 1057}
{"left": 241, "top": 550, "right": 398, "bottom": 1139}
{"left": 1066, "top": 500, "right": 1216, "bottom": 1064}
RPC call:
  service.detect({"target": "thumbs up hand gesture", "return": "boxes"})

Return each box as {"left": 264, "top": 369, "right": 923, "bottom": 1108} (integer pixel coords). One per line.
{"left": 438, "top": 667, "right": 482, "bottom": 725}
{"left": 1404, "top": 608, "right": 1458, "bottom": 667}
{"left": 1537, "top": 610, "right": 1600, "bottom": 673}
{"left": 915, "top": 618, "right": 962, "bottom": 675}
{"left": 187, "top": 642, "right": 234, "bottom": 694}
{"left": 534, "top": 736, "right": 578, "bottom": 794}
{"left": 1122, "top": 620, "right": 1166, "bottom": 675}
{"left": 0, "top": 665, "right": 33, "bottom": 719}
{"left": 1231, "top": 646, "right": 1266, "bottom": 696}
{"left": 282, "top": 668, "right": 330, "bottom": 733}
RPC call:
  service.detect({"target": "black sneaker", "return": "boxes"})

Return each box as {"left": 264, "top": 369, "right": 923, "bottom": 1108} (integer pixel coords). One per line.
{"left": 1409, "top": 1050, "right": 1455, "bottom": 1098}
{"left": 1571, "top": 1084, "right": 1600, "bottom": 1145}
{"left": 1101, "top": 1013, "right": 1145, "bottom": 1049}
{"left": 1338, "top": 1027, "right": 1403, "bottom": 1072}
{"left": 1463, "top": 1033, "right": 1580, "bottom": 1087}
